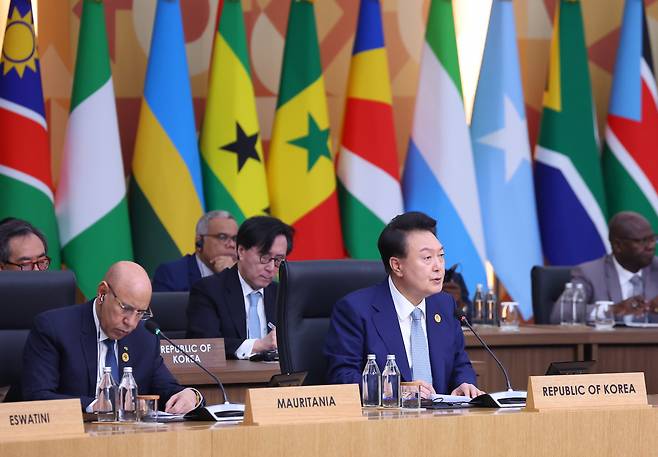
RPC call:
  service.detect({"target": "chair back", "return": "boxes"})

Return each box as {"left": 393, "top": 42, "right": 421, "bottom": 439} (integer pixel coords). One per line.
{"left": 276, "top": 260, "right": 386, "bottom": 385}
{"left": 531, "top": 266, "right": 572, "bottom": 324}
{"left": 149, "top": 291, "right": 189, "bottom": 339}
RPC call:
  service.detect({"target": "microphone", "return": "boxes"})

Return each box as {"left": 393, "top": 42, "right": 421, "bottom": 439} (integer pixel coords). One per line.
{"left": 145, "top": 320, "right": 245, "bottom": 420}
{"left": 453, "top": 309, "right": 526, "bottom": 408}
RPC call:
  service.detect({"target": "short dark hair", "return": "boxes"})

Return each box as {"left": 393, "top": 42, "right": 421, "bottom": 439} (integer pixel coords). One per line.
{"left": 377, "top": 212, "right": 437, "bottom": 274}
{"left": 237, "top": 216, "right": 294, "bottom": 256}
{"left": 0, "top": 218, "right": 48, "bottom": 263}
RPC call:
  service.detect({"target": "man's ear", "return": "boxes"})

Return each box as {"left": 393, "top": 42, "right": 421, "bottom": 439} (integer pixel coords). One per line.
{"left": 389, "top": 257, "right": 403, "bottom": 277}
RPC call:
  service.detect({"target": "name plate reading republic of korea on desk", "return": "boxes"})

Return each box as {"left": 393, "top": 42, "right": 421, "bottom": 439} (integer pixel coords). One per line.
{"left": 243, "top": 384, "right": 362, "bottom": 425}
{"left": 160, "top": 338, "right": 226, "bottom": 383}
{"left": 525, "top": 372, "right": 648, "bottom": 411}
{"left": 0, "top": 398, "right": 84, "bottom": 441}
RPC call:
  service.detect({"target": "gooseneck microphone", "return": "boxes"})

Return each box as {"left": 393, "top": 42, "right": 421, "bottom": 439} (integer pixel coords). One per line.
{"left": 454, "top": 309, "right": 526, "bottom": 408}
{"left": 145, "top": 320, "right": 245, "bottom": 420}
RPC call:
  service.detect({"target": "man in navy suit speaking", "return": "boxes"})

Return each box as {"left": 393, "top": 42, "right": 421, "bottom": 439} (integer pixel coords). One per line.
{"left": 324, "top": 212, "right": 482, "bottom": 398}
{"left": 22, "top": 261, "right": 200, "bottom": 413}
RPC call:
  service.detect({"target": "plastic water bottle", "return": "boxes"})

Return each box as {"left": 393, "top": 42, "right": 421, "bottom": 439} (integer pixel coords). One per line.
{"left": 117, "top": 367, "right": 138, "bottom": 422}
{"left": 472, "top": 284, "right": 484, "bottom": 324}
{"left": 95, "top": 366, "right": 117, "bottom": 422}
{"left": 572, "top": 283, "right": 586, "bottom": 325}
{"left": 381, "top": 354, "right": 400, "bottom": 408}
{"left": 484, "top": 289, "right": 497, "bottom": 326}
{"left": 361, "top": 354, "right": 381, "bottom": 407}
{"left": 559, "top": 282, "right": 574, "bottom": 325}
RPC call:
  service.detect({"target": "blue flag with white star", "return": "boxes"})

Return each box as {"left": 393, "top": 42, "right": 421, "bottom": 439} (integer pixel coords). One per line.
{"left": 470, "top": 0, "right": 543, "bottom": 319}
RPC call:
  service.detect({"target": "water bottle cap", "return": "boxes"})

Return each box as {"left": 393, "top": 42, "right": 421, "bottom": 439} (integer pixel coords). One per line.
{"left": 386, "top": 354, "right": 395, "bottom": 360}
{"left": 476, "top": 283, "right": 483, "bottom": 289}
{"left": 565, "top": 282, "right": 573, "bottom": 287}
{"left": 123, "top": 367, "right": 133, "bottom": 373}
{"left": 103, "top": 366, "right": 112, "bottom": 373}
{"left": 367, "top": 354, "right": 376, "bottom": 360}
{"left": 575, "top": 283, "right": 584, "bottom": 289}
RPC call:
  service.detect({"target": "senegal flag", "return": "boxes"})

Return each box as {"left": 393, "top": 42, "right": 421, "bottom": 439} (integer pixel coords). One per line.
{"left": 267, "top": 0, "right": 344, "bottom": 259}
{"left": 0, "top": 0, "right": 61, "bottom": 268}
{"left": 200, "top": 0, "right": 269, "bottom": 223}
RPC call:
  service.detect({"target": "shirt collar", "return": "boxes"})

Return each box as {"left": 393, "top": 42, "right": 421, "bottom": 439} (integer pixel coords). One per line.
{"left": 388, "top": 276, "right": 426, "bottom": 321}
{"left": 612, "top": 255, "right": 642, "bottom": 285}
{"left": 92, "top": 298, "right": 110, "bottom": 342}
{"left": 195, "top": 254, "right": 215, "bottom": 278}
{"left": 237, "top": 269, "right": 264, "bottom": 299}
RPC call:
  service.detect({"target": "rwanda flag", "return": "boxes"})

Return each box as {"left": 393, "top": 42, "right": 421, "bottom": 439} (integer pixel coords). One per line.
{"left": 267, "top": 0, "right": 344, "bottom": 259}
{"left": 0, "top": 0, "right": 61, "bottom": 268}
{"left": 337, "top": 0, "right": 403, "bottom": 259}
{"left": 534, "top": 0, "right": 609, "bottom": 265}
{"left": 129, "top": 0, "right": 205, "bottom": 274}
{"left": 603, "top": 0, "right": 658, "bottom": 231}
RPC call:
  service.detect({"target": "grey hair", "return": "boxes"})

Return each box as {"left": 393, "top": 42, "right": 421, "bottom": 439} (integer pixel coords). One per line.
{"left": 195, "top": 210, "right": 235, "bottom": 236}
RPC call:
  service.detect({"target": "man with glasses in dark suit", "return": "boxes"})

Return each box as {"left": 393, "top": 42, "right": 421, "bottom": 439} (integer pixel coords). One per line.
{"left": 22, "top": 261, "right": 201, "bottom": 413}
{"left": 186, "top": 216, "right": 294, "bottom": 359}
{"left": 0, "top": 218, "right": 50, "bottom": 271}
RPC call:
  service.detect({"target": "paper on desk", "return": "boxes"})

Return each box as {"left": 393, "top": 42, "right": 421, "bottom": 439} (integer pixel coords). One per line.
{"left": 431, "top": 394, "right": 471, "bottom": 403}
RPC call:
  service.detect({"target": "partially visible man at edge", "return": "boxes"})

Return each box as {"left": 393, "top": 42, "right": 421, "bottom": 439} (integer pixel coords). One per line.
{"left": 0, "top": 218, "right": 50, "bottom": 271}
{"left": 22, "top": 261, "right": 201, "bottom": 413}
{"left": 152, "top": 210, "right": 239, "bottom": 292}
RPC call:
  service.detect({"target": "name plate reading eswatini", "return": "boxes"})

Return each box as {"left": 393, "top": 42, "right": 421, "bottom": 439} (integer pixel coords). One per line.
{"left": 525, "top": 372, "right": 648, "bottom": 411}
{"left": 243, "top": 384, "right": 362, "bottom": 425}
{"left": 160, "top": 338, "right": 226, "bottom": 384}
{"left": 0, "top": 399, "right": 84, "bottom": 441}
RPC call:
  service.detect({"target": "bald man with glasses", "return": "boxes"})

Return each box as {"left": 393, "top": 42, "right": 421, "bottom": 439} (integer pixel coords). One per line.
{"left": 22, "top": 261, "right": 201, "bottom": 413}
{"left": 186, "top": 216, "right": 294, "bottom": 359}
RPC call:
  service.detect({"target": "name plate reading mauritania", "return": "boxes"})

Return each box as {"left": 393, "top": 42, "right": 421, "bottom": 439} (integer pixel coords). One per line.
{"left": 525, "top": 372, "right": 648, "bottom": 411}
{"left": 243, "top": 384, "right": 362, "bottom": 425}
{"left": 161, "top": 338, "right": 226, "bottom": 370}
{"left": 0, "top": 398, "right": 84, "bottom": 441}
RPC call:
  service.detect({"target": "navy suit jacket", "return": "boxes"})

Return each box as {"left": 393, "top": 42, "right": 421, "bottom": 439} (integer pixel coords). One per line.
{"left": 152, "top": 254, "right": 202, "bottom": 292}
{"left": 324, "top": 279, "right": 476, "bottom": 394}
{"left": 22, "top": 301, "right": 184, "bottom": 409}
{"left": 185, "top": 265, "right": 277, "bottom": 357}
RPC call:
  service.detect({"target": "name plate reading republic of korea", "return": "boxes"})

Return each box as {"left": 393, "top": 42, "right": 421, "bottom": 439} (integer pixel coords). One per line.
{"left": 243, "top": 384, "right": 363, "bottom": 425}
{"left": 161, "top": 338, "right": 226, "bottom": 384}
{"left": 0, "top": 398, "right": 84, "bottom": 441}
{"left": 525, "top": 372, "right": 648, "bottom": 411}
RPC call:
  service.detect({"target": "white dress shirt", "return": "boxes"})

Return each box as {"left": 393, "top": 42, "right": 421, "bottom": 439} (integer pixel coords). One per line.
{"left": 195, "top": 254, "right": 215, "bottom": 278}
{"left": 388, "top": 276, "right": 428, "bottom": 369}
{"left": 234, "top": 271, "right": 268, "bottom": 359}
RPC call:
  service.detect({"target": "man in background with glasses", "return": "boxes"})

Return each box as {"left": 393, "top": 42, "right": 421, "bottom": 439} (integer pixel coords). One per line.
{"left": 152, "top": 210, "right": 239, "bottom": 292}
{"left": 186, "top": 216, "right": 294, "bottom": 359}
{"left": 0, "top": 218, "right": 50, "bottom": 271}
{"left": 22, "top": 261, "right": 201, "bottom": 414}
{"left": 550, "top": 211, "right": 658, "bottom": 324}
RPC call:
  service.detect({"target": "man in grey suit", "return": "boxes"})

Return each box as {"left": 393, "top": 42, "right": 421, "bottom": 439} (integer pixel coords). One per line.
{"left": 550, "top": 211, "right": 658, "bottom": 324}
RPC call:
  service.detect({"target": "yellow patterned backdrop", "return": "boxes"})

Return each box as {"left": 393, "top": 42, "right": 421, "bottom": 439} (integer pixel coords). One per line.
{"left": 2, "top": 0, "right": 658, "bottom": 187}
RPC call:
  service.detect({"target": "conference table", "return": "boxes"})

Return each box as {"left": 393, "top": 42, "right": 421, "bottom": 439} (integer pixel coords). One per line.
{"left": 2, "top": 397, "right": 657, "bottom": 457}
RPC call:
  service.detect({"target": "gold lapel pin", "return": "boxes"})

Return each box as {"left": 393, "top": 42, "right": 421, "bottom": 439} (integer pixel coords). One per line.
{"left": 434, "top": 313, "right": 441, "bottom": 323}
{"left": 122, "top": 352, "right": 129, "bottom": 363}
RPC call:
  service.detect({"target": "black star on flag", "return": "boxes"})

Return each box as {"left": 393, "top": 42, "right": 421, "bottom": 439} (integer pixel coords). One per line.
{"left": 220, "top": 123, "right": 261, "bottom": 172}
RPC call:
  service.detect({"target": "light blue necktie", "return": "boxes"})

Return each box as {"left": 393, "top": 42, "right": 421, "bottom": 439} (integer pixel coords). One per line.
{"left": 103, "top": 339, "right": 119, "bottom": 381}
{"left": 411, "top": 307, "right": 432, "bottom": 384}
{"left": 248, "top": 291, "right": 262, "bottom": 339}
{"left": 630, "top": 274, "right": 644, "bottom": 298}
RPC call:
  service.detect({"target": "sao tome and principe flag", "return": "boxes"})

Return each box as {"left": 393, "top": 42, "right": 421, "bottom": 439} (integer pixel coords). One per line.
{"left": 402, "top": 0, "right": 486, "bottom": 290}
{"left": 0, "top": 0, "right": 61, "bottom": 268}
{"left": 534, "top": 0, "right": 609, "bottom": 266}
{"left": 200, "top": 0, "right": 269, "bottom": 224}
{"left": 55, "top": 0, "right": 133, "bottom": 298}
{"left": 336, "top": 0, "right": 403, "bottom": 260}
{"left": 129, "top": 0, "right": 205, "bottom": 275}
{"left": 267, "top": 0, "right": 344, "bottom": 259}
{"left": 602, "top": 0, "right": 658, "bottom": 231}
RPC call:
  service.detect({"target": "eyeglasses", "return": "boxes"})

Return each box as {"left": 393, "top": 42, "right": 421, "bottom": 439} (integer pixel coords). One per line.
{"left": 259, "top": 254, "right": 285, "bottom": 268}
{"left": 201, "top": 232, "right": 237, "bottom": 244}
{"left": 619, "top": 234, "right": 658, "bottom": 246}
{"left": 3, "top": 256, "right": 51, "bottom": 271}
{"left": 106, "top": 282, "right": 153, "bottom": 321}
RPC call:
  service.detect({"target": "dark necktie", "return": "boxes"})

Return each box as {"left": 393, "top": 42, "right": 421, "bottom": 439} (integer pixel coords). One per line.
{"left": 103, "top": 339, "right": 119, "bottom": 381}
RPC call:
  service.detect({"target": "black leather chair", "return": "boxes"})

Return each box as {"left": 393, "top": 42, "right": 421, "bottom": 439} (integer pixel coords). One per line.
{"left": 531, "top": 266, "right": 572, "bottom": 324}
{"left": 276, "top": 260, "right": 386, "bottom": 385}
{"left": 149, "top": 291, "right": 189, "bottom": 339}
{"left": 0, "top": 270, "right": 77, "bottom": 401}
